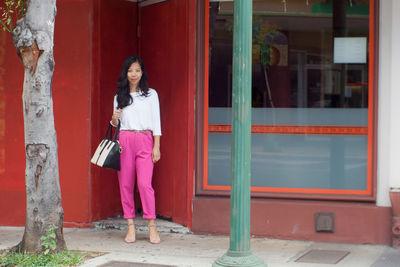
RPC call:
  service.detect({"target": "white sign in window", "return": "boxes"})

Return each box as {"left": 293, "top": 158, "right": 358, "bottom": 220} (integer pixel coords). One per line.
{"left": 334, "top": 37, "right": 367, "bottom": 64}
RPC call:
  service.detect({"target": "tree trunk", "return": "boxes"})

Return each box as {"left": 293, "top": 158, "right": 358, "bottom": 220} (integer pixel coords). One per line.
{"left": 10, "top": 0, "right": 65, "bottom": 253}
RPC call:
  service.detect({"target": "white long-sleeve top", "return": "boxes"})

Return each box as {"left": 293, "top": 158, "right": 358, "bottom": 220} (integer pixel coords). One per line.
{"left": 113, "top": 88, "right": 162, "bottom": 136}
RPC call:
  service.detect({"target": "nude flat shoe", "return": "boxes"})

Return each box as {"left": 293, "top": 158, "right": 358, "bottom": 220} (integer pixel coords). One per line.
{"left": 148, "top": 224, "right": 160, "bottom": 244}
{"left": 124, "top": 223, "right": 136, "bottom": 243}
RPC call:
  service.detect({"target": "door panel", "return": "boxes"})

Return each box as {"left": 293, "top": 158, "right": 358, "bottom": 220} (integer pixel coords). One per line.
{"left": 139, "top": 0, "right": 194, "bottom": 225}
{"left": 139, "top": 0, "right": 174, "bottom": 219}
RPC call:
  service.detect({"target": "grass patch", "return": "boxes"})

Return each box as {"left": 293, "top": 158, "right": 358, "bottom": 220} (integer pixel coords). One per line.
{"left": 0, "top": 249, "right": 92, "bottom": 267}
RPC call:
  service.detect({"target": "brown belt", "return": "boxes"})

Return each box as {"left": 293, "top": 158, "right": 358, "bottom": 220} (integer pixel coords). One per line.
{"left": 123, "top": 129, "right": 152, "bottom": 134}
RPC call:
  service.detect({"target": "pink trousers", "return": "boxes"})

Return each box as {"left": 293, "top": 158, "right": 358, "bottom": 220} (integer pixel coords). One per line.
{"left": 118, "top": 130, "right": 155, "bottom": 219}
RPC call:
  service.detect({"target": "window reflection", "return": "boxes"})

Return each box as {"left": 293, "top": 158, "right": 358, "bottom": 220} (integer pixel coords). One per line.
{"left": 209, "top": 0, "right": 370, "bottom": 109}
{"left": 207, "top": 0, "right": 371, "bottom": 193}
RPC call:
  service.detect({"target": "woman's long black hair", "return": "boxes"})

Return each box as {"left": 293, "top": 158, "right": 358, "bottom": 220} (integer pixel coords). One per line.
{"left": 116, "top": 56, "right": 149, "bottom": 109}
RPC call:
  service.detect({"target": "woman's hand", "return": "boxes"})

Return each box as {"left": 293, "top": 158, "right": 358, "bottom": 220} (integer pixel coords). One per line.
{"left": 152, "top": 146, "right": 161, "bottom": 163}
{"left": 111, "top": 109, "right": 122, "bottom": 125}
{"left": 152, "top": 135, "right": 161, "bottom": 163}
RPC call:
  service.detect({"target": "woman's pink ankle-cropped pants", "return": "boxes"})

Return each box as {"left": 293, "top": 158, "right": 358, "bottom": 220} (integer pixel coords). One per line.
{"left": 117, "top": 131, "right": 156, "bottom": 219}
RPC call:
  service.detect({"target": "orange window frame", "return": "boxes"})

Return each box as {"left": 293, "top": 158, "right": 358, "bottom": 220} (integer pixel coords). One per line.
{"left": 202, "top": 0, "right": 376, "bottom": 197}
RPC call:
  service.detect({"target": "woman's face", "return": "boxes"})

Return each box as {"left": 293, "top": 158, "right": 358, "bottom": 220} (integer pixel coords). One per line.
{"left": 127, "top": 61, "right": 143, "bottom": 90}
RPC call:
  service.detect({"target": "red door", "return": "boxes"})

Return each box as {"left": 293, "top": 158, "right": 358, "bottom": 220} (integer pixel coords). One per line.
{"left": 138, "top": 0, "right": 195, "bottom": 226}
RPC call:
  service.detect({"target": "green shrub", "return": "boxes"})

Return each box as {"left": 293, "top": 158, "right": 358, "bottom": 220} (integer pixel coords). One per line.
{"left": 41, "top": 225, "right": 58, "bottom": 255}
{"left": 0, "top": 250, "right": 87, "bottom": 267}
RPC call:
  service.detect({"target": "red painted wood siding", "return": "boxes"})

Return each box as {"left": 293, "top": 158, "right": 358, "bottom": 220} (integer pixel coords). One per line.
{"left": 0, "top": 0, "right": 138, "bottom": 226}
{"left": 139, "top": 0, "right": 195, "bottom": 226}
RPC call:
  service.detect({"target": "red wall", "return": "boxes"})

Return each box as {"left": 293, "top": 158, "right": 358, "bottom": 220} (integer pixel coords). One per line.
{"left": 192, "top": 197, "right": 392, "bottom": 244}
{"left": 0, "top": 0, "right": 95, "bottom": 226}
{"left": 0, "top": 29, "right": 25, "bottom": 226}
{"left": 0, "top": 0, "right": 195, "bottom": 227}
{"left": 138, "top": 0, "right": 195, "bottom": 226}
{"left": 0, "top": 0, "right": 138, "bottom": 226}
{"left": 89, "top": 0, "right": 138, "bottom": 223}
{"left": 54, "top": 0, "right": 93, "bottom": 225}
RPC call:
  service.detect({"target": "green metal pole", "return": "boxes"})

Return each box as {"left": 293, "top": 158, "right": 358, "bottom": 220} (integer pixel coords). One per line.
{"left": 213, "top": 1, "right": 266, "bottom": 266}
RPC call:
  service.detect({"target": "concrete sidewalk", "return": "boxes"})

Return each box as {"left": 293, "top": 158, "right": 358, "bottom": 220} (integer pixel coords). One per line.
{"left": 1, "top": 218, "right": 399, "bottom": 267}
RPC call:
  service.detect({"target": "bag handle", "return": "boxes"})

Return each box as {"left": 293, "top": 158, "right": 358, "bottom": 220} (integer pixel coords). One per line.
{"left": 105, "top": 124, "right": 112, "bottom": 140}
{"left": 105, "top": 120, "right": 121, "bottom": 141}
{"left": 112, "top": 120, "right": 121, "bottom": 141}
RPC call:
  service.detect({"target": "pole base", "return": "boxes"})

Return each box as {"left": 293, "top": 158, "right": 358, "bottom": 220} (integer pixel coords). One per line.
{"left": 213, "top": 250, "right": 266, "bottom": 267}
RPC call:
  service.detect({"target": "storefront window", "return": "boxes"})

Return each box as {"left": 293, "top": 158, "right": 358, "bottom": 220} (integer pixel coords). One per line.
{"left": 205, "top": 0, "right": 374, "bottom": 195}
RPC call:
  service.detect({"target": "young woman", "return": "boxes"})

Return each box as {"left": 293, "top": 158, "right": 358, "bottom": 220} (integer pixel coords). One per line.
{"left": 111, "top": 56, "right": 161, "bottom": 244}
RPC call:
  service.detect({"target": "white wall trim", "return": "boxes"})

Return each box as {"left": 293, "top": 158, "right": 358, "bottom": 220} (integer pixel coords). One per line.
{"left": 376, "top": 0, "right": 400, "bottom": 207}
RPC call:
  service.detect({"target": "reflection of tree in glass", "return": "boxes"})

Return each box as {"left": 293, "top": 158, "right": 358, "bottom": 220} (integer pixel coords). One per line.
{"left": 253, "top": 17, "right": 281, "bottom": 108}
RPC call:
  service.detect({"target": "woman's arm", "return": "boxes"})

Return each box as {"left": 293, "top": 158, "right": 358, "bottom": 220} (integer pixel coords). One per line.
{"left": 152, "top": 135, "right": 161, "bottom": 163}
{"left": 111, "top": 95, "right": 120, "bottom": 127}
{"left": 111, "top": 109, "right": 122, "bottom": 126}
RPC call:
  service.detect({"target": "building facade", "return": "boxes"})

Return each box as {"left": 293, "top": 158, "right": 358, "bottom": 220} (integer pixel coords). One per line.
{"left": 0, "top": 0, "right": 399, "bottom": 245}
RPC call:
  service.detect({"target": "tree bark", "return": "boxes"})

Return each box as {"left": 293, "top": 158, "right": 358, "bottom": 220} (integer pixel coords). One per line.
{"left": 10, "top": 0, "right": 65, "bottom": 253}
